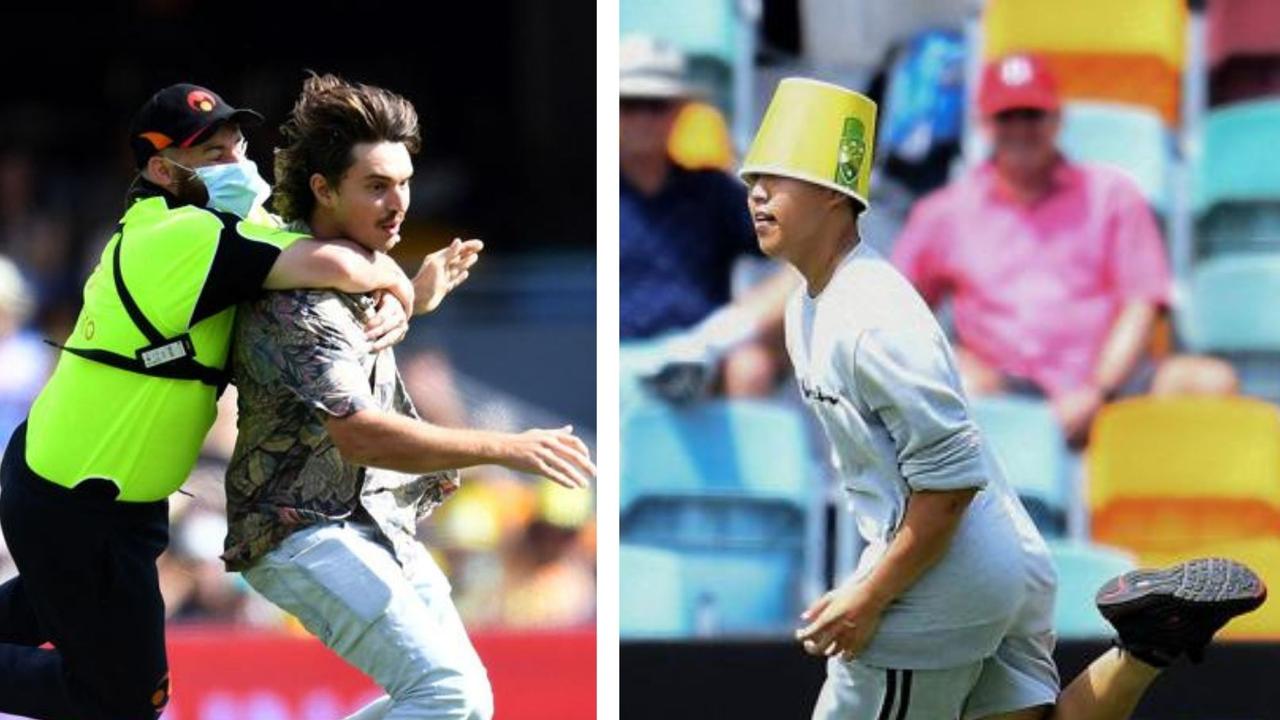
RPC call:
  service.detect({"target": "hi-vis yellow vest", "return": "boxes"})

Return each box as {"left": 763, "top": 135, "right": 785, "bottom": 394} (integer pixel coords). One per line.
{"left": 26, "top": 196, "right": 303, "bottom": 501}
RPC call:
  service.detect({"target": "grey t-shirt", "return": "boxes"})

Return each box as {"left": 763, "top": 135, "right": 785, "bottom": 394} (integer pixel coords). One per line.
{"left": 785, "top": 243, "right": 1056, "bottom": 670}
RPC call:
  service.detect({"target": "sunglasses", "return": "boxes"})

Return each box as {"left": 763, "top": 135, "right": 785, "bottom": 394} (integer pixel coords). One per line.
{"left": 993, "top": 108, "right": 1050, "bottom": 123}
{"left": 621, "top": 98, "right": 677, "bottom": 114}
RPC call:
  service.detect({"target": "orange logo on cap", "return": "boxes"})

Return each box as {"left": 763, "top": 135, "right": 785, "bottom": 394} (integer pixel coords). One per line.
{"left": 186, "top": 90, "right": 217, "bottom": 113}
{"left": 138, "top": 131, "right": 173, "bottom": 150}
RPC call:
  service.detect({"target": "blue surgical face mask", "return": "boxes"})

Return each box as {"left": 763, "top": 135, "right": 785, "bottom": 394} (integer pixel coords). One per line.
{"left": 169, "top": 158, "right": 271, "bottom": 219}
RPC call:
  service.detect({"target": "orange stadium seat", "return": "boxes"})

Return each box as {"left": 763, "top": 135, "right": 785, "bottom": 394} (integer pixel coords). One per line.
{"left": 1042, "top": 54, "right": 1182, "bottom": 126}
{"left": 1086, "top": 397, "right": 1280, "bottom": 554}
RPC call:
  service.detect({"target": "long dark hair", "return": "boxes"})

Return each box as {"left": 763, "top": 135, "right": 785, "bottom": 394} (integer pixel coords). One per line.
{"left": 272, "top": 72, "right": 420, "bottom": 222}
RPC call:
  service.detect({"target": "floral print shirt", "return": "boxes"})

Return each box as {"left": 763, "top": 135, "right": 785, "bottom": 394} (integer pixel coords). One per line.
{"left": 223, "top": 288, "right": 458, "bottom": 572}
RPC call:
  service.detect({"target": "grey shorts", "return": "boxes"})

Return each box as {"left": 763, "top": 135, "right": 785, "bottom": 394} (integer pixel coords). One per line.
{"left": 811, "top": 631, "right": 1059, "bottom": 720}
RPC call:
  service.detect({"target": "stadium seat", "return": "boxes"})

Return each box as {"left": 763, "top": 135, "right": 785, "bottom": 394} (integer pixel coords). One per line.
{"left": 1206, "top": 0, "right": 1280, "bottom": 70}
{"left": 1048, "top": 540, "right": 1137, "bottom": 639}
{"left": 1180, "top": 254, "right": 1280, "bottom": 353}
{"left": 1138, "top": 538, "right": 1280, "bottom": 640}
{"left": 1058, "top": 102, "right": 1173, "bottom": 213}
{"left": 620, "top": 544, "right": 690, "bottom": 638}
{"left": 1196, "top": 100, "right": 1280, "bottom": 213}
{"left": 620, "top": 400, "right": 811, "bottom": 518}
{"left": 619, "top": 0, "right": 736, "bottom": 66}
{"left": 969, "top": 396, "right": 1070, "bottom": 537}
{"left": 983, "top": 0, "right": 1186, "bottom": 69}
{"left": 1086, "top": 397, "right": 1280, "bottom": 554}
{"left": 1209, "top": 56, "right": 1280, "bottom": 108}
{"left": 672, "top": 547, "right": 801, "bottom": 635}
{"left": 620, "top": 542, "right": 802, "bottom": 637}
{"left": 1178, "top": 255, "right": 1280, "bottom": 403}
{"left": 982, "top": 0, "right": 1185, "bottom": 124}
{"left": 619, "top": 339, "right": 669, "bottom": 422}
{"left": 1196, "top": 203, "right": 1280, "bottom": 259}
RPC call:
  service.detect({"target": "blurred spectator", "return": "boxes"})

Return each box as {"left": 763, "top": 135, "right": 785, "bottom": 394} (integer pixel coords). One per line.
{"left": 446, "top": 478, "right": 594, "bottom": 629}
{"left": 0, "top": 152, "right": 77, "bottom": 330}
{"left": 401, "top": 349, "right": 472, "bottom": 429}
{"left": 0, "top": 254, "right": 52, "bottom": 453}
{"left": 619, "top": 34, "right": 796, "bottom": 402}
{"left": 892, "top": 54, "right": 1236, "bottom": 446}
{"left": 159, "top": 463, "right": 282, "bottom": 626}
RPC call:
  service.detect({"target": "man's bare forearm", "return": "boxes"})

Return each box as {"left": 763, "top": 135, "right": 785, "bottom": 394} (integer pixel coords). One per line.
{"left": 1093, "top": 301, "right": 1157, "bottom": 395}
{"left": 327, "top": 408, "right": 514, "bottom": 474}
{"left": 857, "top": 488, "right": 976, "bottom": 610}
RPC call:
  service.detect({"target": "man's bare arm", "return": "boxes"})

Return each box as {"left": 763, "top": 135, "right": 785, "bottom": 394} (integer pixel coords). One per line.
{"left": 326, "top": 408, "right": 595, "bottom": 489}
{"left": 1093, "top": 301, "right": 1157, "bottom": 395}
{"left": 857, "top": 488, "right": 976, "bottom": 608}
{"left": 797, "top": 488, "right": 976, "bottom": 657}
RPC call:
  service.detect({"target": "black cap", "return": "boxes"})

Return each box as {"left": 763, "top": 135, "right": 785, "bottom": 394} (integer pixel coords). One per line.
{"left": 128, "top": 83, "right": 264, "bottom": 168}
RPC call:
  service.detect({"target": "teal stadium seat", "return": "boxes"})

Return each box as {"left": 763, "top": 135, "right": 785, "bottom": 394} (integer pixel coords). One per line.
{"left": 1181, "top": 255, "right": 1280, "bottom": 352}
{"left": 619, "top": 339, "right": 669, "bottom": 421}
{"left": 620, "top": 0, "right": 736, "bottom": 65}
{"left": 669, "top": 548, "right": 800, "bottom": 635}
{"left": 620, "top": 544, "right": 690, "bottom": 638}
{"left": 1180, "top": 255, "right": 1280, "bottom": 403}
{"left": 620, "top": 400, "right": 810, "bottom": 522}
{"left": 1049, "top": 540, "right": 1137, "bottom": 639}
{"left": 1195, "top": 100, "right": 1280, "bottom": 214}
{"left": 1196, "top": 202, "right": 1280, "bottom": 259}
{"left": 1060, "top": 102, "right": 1172, "bottom": 214}
{"left": 969, "top": 396, "right": 1070, "bottom": 537}
{"left": 620, "top": 543, "right": 800, "bottom": 637}
{"left": 620, "top": 400, "right": 812, "bottom": 633}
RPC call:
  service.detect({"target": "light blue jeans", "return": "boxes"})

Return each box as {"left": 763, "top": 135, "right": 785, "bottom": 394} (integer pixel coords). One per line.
{"left": 242, "top": 521, "right": 493, "bottom": 720}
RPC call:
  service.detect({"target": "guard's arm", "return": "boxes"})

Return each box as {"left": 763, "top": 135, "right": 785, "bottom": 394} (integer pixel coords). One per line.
{"left": 264, "top": 239, "right": 414, "bottom": 316}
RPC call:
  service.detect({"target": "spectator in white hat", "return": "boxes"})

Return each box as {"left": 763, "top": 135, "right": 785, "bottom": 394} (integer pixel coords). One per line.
{"left": 620, "top": 34, "right": 797, "bottom": 404}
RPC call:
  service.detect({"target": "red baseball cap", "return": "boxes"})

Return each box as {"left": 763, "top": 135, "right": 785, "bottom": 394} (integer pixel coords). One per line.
{"left": 978, "top": 54, "right": 1060, "bottom": 117}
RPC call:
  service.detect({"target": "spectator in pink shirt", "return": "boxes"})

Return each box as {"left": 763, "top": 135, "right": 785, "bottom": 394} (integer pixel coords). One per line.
{"left": 892, "top": 54, "right": 1236, "bottom": 446}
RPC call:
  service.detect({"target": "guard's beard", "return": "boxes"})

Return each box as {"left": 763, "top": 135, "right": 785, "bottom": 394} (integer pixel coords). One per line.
{"left": 170, "top": 165, "right": 210, "bottom": 208}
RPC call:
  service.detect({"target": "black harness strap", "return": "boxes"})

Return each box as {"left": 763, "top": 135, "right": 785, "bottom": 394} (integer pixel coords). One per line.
{"left": 47, "top": 222, "right": 229, "bottom": 392}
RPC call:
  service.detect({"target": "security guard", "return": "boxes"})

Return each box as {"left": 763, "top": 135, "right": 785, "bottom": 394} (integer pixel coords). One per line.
{"left": 0, "top": 83, "right": 416, "bottom": 719}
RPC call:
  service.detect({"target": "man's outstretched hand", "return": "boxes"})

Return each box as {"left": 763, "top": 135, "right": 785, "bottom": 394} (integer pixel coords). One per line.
{"left": 412, "top": 238, "right": 484, "bottom": 315}
{"left": 504, "top": 425, "right": 596, "bottom": 489}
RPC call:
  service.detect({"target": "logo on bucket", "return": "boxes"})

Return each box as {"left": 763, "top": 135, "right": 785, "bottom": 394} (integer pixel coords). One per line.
{"left": 835, "top": 117, "right": 866, "bottom": 191}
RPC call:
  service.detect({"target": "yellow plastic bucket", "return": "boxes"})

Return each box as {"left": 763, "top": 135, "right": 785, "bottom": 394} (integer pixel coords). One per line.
{"left": 739, "top": 78, "right": 878, "bottom": 209}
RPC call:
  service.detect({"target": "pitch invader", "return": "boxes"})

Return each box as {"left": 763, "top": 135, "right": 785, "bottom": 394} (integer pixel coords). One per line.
{"left": 739, "top": 77, "right": 1266, "bottom": 720}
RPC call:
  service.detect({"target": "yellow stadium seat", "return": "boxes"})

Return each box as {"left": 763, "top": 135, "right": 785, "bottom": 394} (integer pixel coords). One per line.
{"left": 669, "top": 101, "right": 735, "bottom": 172}
{"left": 1086, "top": 397, "right": 1280, "bottom": 553}
{"left": 983, "top": 0, "right": 1187, "bottom": 69}
{"left": 1137, "top": 538, "right": 1280, "bottom": 640}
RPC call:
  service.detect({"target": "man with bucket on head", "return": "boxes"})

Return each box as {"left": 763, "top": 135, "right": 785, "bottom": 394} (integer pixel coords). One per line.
{"left": 740, "top": 76, "right": 1265, "bottom": 720}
